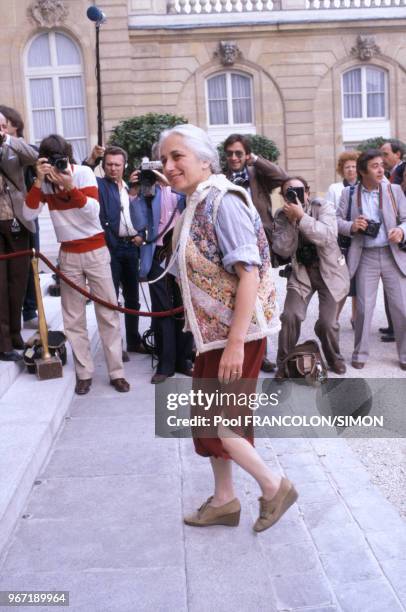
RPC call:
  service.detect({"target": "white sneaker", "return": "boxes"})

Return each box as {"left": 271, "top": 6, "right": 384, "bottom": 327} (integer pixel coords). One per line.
{"left": 24, "top": 317, "right": 39, "bottom": 329}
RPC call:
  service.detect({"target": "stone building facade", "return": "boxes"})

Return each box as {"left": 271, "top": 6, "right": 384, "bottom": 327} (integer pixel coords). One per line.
{"left": 1, "top": 0, "right": 406, "bottom": 194}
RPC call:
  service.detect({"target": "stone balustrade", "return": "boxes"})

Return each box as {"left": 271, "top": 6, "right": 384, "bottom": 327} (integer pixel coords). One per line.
{"left": 167, "top": 0, "right": 404, "bottom": 11}
{"left": 167, "top": 0, "right": 276, "bottom": 13}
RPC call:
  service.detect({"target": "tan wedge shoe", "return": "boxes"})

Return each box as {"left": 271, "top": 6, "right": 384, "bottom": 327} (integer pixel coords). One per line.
{"left": 253, "top": 477, "right": 298, "bottom": 533}
{"left": 184, "top": 496, "right": 241, "bottom": 527}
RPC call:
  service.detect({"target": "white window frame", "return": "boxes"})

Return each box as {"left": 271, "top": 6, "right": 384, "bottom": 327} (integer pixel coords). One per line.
{"left": 24, "top": 31, "right": 88, "bottom": 155}
{"left": 341, "top": 66, "right": 388, "bottom": 121}
{"left": 205, "top": 71, "right": 255, "bottom": 128}
{"left": 341, "top": 65, "right": 390, "bottom": 144}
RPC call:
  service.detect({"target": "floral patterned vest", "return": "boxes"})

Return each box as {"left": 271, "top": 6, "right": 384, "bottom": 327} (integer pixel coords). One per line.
{"left": 174, "top": 174, "right": 280, "bottom": 354}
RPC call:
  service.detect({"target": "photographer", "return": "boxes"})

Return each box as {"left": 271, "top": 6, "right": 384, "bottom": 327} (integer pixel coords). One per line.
{"left": 0, "top": 105, "right": 40, "bottom": 330}
{"left": 131, "top": 145, "right": 193, "bottom": 384}
{"left": 97, "top": 146, "right": 146, "bottom": 355}
{"left": 223, "top": 134, "right": 287, "bottom": 373}
{"left": 23, "top": 134, "right": 129, "bottom": 394}
{"left": 0, "top": 111, "right": 37, "bottom": 361}
{"left": 275, "top": 177, "right": 349, "bottom": 377}
{"left": 337, "top": 149, "right": 406, "bottom": 371}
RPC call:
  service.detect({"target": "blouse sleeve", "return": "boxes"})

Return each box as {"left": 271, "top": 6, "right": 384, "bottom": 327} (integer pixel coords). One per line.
{"left": 215, "top": 192, "right": 261, "bottom": 274}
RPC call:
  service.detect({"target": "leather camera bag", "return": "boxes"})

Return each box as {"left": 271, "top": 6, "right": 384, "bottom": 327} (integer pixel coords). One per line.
{"left": 280, "top": 339, "right": 328, "bottom": 385}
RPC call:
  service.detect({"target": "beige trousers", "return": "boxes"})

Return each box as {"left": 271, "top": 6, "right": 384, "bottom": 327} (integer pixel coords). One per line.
{"left": 59, "top": 246, "right": 124, "bottom": 380}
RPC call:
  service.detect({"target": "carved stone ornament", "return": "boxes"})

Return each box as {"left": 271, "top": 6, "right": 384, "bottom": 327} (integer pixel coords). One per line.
{"left": 28, "top": 0, "right": 69, "bottom": 28}
{"left": 350, "top": 35, "right": 381, "bottom": 62}
{"left": 214, "top": 41, "right": 242, "bottom": 66}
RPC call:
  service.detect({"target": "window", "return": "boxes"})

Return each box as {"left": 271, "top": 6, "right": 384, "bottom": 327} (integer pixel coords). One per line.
{"left": 342, "top": 66, "right": 386, "bottom": 120}
{"left": 206, "top": 72, "right": 254, "bottom": 126}
{"left": 25, "top": 32, "right": 88, "bottom": 161}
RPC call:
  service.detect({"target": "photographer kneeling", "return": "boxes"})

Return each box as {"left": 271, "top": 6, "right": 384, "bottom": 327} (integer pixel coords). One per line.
{"left": 337, "top": 149, "right": 406, "bottom": 370}
{"left": 274, "top": 177, "right": 350, "bottom": 377}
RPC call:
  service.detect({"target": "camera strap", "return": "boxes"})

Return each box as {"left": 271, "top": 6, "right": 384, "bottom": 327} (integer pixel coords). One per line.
{"left": 143, "top": 203, "right": 179, "bottom": 245}
{"left": 387, "top": 184, "right": 401, "bottom": 225}
{"left": 346, "top": 184, "right": 355, "bottom": 221}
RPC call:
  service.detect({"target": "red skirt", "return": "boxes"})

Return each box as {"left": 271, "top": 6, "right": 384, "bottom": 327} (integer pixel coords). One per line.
{"left": 191, "top": 338, "right": 266, "bottom": 459}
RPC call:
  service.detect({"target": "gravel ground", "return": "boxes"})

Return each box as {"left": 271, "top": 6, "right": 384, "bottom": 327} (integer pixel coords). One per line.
{"left": 346, "top": 438, "right": 406, "bottom": 519}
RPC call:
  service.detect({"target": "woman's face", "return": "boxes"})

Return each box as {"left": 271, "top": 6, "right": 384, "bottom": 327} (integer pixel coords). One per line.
{"left": 342, "top": 160, "right": 357, "bottom": 184}
{"left": 160, "top": 133, "right": 211, "bottom": 196}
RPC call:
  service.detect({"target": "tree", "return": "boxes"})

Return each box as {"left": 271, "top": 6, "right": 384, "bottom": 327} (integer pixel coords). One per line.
{"left": 108, "top": 113, "right": 188, "bottom": 170}
{"left": 356, "top": 137, "right": 386, "bottom": 152}
{"left": 217, "top": 133, "right": 280, "bottom": 170}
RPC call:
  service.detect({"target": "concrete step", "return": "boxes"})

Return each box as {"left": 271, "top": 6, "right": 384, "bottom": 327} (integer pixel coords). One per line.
{"left": 0, "top": 295, "right": 101, "bottom": 554}
{"left": 0, "top": 274, "right": 63, "bottom": 401}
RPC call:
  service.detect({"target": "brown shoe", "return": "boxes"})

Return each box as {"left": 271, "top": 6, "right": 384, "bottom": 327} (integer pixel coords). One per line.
{"left": 253, "top": 477, "right": 298, "bottom": 533}
{"left": 75, "top": 378, "right": 92, "bottom": 395}
{"left": 352, "top": 361, "right": 365, "bottom": 370}
{"left": 151, "top": 372, "right": 173, "bottom": 384}
{"left": 110, "top": 378, "right": 130, "bottom": 392}
{"left": 184, "top": 496, "right": 241, "bottom": 527}
{"left": 127, "top": 343, "right": 149, "bottom": 354}
{"left": 329, "top": 360, "right": 346, "bottom": 375}
{"left": 400, "top": 363, "right": 406, "bottom": 371}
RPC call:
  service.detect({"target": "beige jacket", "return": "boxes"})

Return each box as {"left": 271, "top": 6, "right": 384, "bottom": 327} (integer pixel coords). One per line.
{"left": 337, "top": 182, "right": 406, "bottom": 278}
{"left": 0, "top": 136, "right": 38, "bottom": 232}
{"left": 286, "top": 198, "right": 350, "bottom": 302}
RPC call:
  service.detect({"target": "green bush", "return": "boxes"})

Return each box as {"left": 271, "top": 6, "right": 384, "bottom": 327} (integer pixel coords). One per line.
{"left": 217, "top": 133, "right": 280, "bottom": 170}
{"left": 108, "top": 112, "right": 188, "bottom": 170}
{"left": 356, "top": 137, "right": 387, "bottom": 151}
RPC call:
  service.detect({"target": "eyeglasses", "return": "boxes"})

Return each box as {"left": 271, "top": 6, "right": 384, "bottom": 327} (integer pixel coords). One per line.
{"left": 225, "top": 150, "right": 245, "bottom": 159}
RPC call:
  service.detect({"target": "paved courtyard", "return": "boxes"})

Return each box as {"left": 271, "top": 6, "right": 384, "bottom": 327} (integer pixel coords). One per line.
{"left": 0, "top": 271, "right": 405, "bottom": 611}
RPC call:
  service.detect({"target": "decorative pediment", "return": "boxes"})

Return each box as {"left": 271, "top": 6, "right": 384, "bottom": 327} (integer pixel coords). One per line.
{"left": 214, "top": 41, "right": 242, "bottom": 66}
{"left": 28, "top": 0, "right": 69, "bottom": 28}
{"left": 350, "top": 35, "right": 381, "bottom": 62}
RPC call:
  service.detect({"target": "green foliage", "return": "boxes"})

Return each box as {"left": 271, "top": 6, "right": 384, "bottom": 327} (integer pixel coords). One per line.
{"left": 108, "top": 113, "right": 188, "bottom": 170}
{"left": 356, "top": 137, "right": 387, "bottom": 152}
{"left": 217, "top": 133, "right": 280, "bottom": 170}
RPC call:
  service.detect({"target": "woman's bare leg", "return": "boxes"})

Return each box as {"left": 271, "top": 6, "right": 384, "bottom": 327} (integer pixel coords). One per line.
{"left": 217, "top": 427, "right": 281, "bottom": 500}
{"left": 209, "top": 457, "right": 236, "bottom": 506}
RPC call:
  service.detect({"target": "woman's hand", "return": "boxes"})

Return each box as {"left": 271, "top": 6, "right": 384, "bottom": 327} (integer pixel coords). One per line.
{"left": 218, "top": 338, "right": 244, "bottom": 385}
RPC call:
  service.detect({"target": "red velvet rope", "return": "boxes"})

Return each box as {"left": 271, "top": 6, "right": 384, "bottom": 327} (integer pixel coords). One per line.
{"left": 0, "top": 249, "right": 184, "bottom": 318}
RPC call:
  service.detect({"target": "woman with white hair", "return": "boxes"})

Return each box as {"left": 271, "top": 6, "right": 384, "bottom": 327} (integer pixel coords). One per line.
{"left": 159, "top": 124, "right": 298, "bottom": 531}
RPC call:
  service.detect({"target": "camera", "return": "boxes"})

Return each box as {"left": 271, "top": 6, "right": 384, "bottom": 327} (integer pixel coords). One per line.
{"left": 285, "top": 186, "right": 305, "bottom": 204}
{"left": 131, "top": 157, "right": 163, "bottom": 198}
{"left": 359, "top": 219, "right": 381, "bottom": 238}
{"left": 279, "top": 264, "right": 292, "bottom": 279}
{"left": 47, "top": 155, "right": 69, "bottom": 172}
{"left": 231, "top": 175, "right": 250, "bottom": 189}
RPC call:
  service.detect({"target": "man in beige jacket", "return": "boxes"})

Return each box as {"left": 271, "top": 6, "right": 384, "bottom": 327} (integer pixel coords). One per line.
{"left": 273, "top": 176, "right": 350, "bottom": 375}
{"left": 0, "top": 112, "right": 37, "bottom": 361}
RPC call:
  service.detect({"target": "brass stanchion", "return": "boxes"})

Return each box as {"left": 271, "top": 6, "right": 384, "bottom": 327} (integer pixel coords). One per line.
{"left": 31, "top": 252, "right": 63, "bottom": 380}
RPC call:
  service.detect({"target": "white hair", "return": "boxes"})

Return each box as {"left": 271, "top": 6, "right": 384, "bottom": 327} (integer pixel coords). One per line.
{"left": 159, "top": 124, "right": 220, "bottom": 173}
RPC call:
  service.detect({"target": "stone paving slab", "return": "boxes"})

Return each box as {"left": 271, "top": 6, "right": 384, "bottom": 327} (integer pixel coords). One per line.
{"left": 0, "top": 569, "right": 187, "bottom": 612}
{"left": 1, "top": 275, "right": 406, "bottom": 611}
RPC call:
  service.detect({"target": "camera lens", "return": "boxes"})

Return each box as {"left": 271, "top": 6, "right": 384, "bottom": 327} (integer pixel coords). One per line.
{"left": 55, "top": 158, "right": 68, "bottom": 171}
